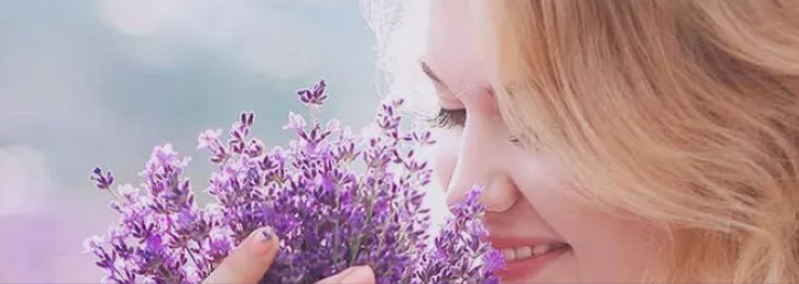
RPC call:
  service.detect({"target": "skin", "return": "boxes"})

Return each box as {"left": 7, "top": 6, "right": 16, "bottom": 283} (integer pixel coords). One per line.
{"left": 424, "top": 0, "right": 663, "bottom": 283}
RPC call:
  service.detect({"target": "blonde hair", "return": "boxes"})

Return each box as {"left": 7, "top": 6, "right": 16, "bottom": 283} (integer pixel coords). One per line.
{"left": 485, "top": 0, "right": 799, "bottom": 282}
{"left": 364, "top": 0, "right": 799, "bottom": 283}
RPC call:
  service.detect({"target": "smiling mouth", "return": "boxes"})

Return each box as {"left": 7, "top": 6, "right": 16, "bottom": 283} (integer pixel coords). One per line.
{"left": 492, "top": 241, "right": 571, "bottom": 281}
{"left": 499, "top": 243, "right": 571, "bottom": 262}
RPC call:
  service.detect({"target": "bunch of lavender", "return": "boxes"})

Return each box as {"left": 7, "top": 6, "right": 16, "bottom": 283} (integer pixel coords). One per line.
{"left": 84, "top": 79, "right": 504, "bottom": 284}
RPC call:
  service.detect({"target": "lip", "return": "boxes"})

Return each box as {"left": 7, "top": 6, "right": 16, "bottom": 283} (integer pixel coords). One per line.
{"left": 489, "top": 235, "right": 570, "bottom": 282}
{"left": 496, "top": 245, "right": 570, "bottom": 281}
{"left": 489, "top": 236, "right": 565, "bottom": 249}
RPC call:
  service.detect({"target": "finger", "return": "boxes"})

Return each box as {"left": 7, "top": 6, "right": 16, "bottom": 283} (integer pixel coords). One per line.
{"left": 315, "top": 266, "right": 375, "bottom": 284}
{"left": 203, "top": 226, "right": 279, "bottom": 284}
{"left": 314, "top": 267, "right": 358, "bottom": 284}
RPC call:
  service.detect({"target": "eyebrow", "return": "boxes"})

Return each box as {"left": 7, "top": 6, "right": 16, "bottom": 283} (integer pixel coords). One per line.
{"left": 421, "top": 61, "right": 452, "bottom": 92}
{"left": 421, "top": 60, "right": 498, "bottom": 99}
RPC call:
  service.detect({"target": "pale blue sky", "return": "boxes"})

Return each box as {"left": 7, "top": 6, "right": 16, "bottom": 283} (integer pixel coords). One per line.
{"left": 0, "top": 1, "right": 384, "bottom": 281}
{"left": 0, "top": 0, "right": 380, "bottom": 205}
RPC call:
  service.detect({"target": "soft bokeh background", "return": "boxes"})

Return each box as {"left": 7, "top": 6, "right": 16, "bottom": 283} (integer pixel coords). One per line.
{"left": 0, "top": 1, "right": 443, "bottom": 282}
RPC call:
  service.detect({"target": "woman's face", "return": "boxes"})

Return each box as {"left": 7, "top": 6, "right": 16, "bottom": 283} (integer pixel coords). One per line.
{"left": 424, "top": 1, "right": 662, "bottom": 283}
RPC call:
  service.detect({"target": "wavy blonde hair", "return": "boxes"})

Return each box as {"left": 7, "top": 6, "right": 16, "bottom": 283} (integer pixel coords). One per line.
{"left": 364, "top": 0, "right": 799, "bottom": 283}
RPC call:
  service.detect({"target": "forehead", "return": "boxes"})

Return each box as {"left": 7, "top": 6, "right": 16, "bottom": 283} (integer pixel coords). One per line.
{"left": 424, "top": 0, "right": 490, "bottom": 99}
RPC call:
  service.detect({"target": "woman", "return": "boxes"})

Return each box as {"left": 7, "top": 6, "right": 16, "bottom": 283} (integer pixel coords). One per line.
{"left": 205, "top": 0, "right": 799, "bottom": 283}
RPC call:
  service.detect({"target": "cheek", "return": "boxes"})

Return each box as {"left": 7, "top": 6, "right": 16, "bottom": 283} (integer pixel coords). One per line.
{"left": 548, "top": 195, "right": 662, "bottom": 281}
{"left": 566, "top": 208, "right": 662, "bottom": 282}
{"left": 512, "top": 157, "right": 662, "bottom": 282}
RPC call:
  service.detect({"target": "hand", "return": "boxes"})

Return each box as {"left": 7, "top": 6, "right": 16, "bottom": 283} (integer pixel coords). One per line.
{"left": 202, "top": 226, "right": 376, "bottom": 284}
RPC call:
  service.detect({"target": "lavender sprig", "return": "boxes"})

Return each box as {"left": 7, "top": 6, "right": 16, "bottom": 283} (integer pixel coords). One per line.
{"left": 413, "top": 186, "right": 505, "bottom": 284}
{"left": 84, "top": 79, "right": 503, "bottom": 284}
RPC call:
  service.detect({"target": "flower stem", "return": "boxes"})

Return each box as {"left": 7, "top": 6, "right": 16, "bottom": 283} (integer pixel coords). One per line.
{"left": 349, "top": 195, "right": 373, "bottom": 265}
{"left": 333, "top": 183, "right": 341, "bottom": 268}
{"left": 185, "top": 245, "right": 200, "bottom": 272}
{"left": 108, "top": 188, "right": 123, "bottom": 201}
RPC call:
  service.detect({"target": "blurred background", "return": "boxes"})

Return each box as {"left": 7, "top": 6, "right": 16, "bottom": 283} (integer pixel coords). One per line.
{"left": 0, "top": 0, "right": 407, "bottom": 282}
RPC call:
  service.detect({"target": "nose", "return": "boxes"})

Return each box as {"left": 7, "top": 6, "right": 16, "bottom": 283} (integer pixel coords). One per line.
{"left": 444, "top": 113, "right": 521, "bottom": 212}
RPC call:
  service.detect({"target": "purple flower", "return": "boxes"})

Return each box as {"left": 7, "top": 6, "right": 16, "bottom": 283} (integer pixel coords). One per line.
{"left": 91, "top": 167, "right": 114, "bottom": 190}
{"left": 283, "top": 112, "right": 307, "bottom": 130}
{"left": 412, "top": 185, "right": 504, "bottom": 284}
{"left": 198, "top": 129, "right": 223, "bottom": 150}
{"left": 85, "top": 79, "right": 503, "bottom": 284}
{"left": 296, "top": 79, "right": 328, "bottom": 106}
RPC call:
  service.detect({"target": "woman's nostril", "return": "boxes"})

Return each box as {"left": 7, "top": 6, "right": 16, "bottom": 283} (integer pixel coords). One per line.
{"left": 481, "top": 176, "right": 522, "bottom": 213}
{"left": 443, "top": 176, "right": 520, "bottom": 213}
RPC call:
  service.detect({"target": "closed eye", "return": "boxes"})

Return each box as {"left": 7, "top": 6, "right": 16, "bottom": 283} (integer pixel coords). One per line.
{"left": 430, "top": 108, "right": 467, "bottom": 129}
{"left": 429, "top": 107, "right": 526, "bottom": 146}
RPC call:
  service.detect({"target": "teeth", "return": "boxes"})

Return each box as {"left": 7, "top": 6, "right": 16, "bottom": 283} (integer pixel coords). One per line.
{"left": 514, "top": 246, "right": 532, "bottom": 259}
{"left": 500, "top": 246, "right": 539, "bottom": 261}
{"left": 501, "top": 248, "right": 516, "bottom": 261}
{"left": 500, "top": 244, "right": 568, "bottom": 261}
{"left": 532, "top": 244, "right": 552, "bottom": 256}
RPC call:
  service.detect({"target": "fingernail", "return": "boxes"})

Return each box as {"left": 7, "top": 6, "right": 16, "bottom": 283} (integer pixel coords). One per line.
{"left": 251, "top": 226, "right": 276, "bottom": 256}
{"left": 342, "top": 266, "right": 374, "bottom": 283}
{"left": 259, "top": 226, "right": 275, "bottom": 243}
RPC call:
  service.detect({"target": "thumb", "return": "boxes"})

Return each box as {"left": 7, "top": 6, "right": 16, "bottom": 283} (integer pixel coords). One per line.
{"left": 203, "top": 226, "right": 279, "bottom": 284}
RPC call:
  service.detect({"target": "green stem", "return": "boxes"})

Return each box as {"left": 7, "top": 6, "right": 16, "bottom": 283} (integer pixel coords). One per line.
{"left": 333, "top": 183, "right": 341, "bottom": 267}
{"left": 185, "top": 244, "right": 200, "bottom": 271}
{"left": 108, "top": 188, "right": 123, "bottom": 202}
{"left": 349, "top": 196, "right": 373, "bottom": 265}
{"left": 398, "top": 220, "right": 416, "bottom": 283}
{"left": 310, "top": 106, "right": 319, "bottom": 128}
{"left": 158, "top": 263, "right": 178, "bottom": 283}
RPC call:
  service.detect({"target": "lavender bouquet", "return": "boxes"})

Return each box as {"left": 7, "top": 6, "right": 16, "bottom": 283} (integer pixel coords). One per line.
{"left": 84, "top": 80, "right": 504, "bottom": 284}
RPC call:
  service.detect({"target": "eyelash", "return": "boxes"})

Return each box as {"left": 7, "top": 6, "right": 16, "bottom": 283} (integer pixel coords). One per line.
{"left": 431, "top": 108, "right": 467, "bottom": 129}
{"left": 430, "top": 108, "right": 523, "bottom": 145}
